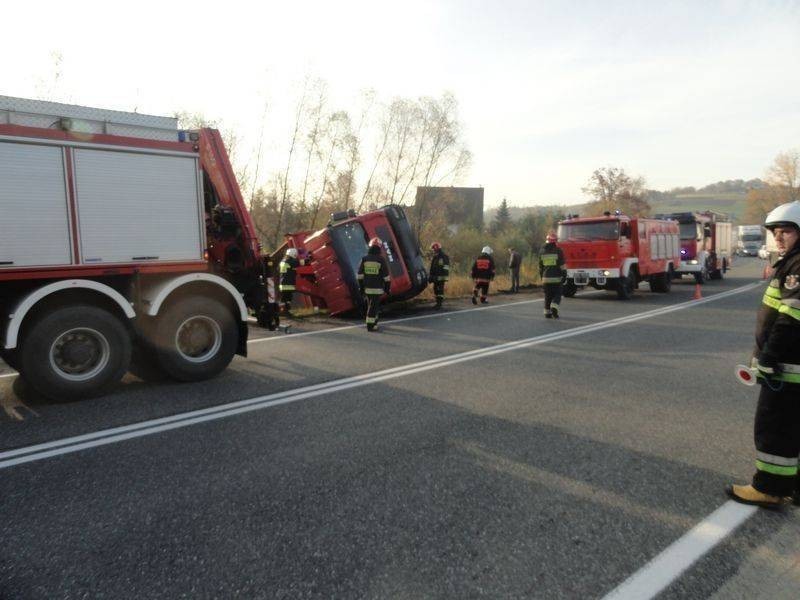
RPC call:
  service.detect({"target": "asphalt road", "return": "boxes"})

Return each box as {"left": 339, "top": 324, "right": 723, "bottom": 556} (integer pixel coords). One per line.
{"left": 2, "top": 257, "right": 798, "bottom": 599}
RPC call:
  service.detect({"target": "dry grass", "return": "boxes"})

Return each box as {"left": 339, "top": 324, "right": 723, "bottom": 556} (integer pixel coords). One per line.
{"left": 418, "top": 264, "right": 542, "bottom": 300}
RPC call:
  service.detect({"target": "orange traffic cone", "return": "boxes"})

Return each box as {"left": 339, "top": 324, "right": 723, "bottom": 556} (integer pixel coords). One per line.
{"left": 693, "top": 283, "right": 703, "bottom": 300}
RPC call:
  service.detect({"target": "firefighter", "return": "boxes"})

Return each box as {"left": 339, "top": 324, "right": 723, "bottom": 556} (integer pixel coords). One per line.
{"left": 471, "top": 246, "right": 495, "bottom": 305}
{"left": 429, "top": 241, "right": 450, "bottom": 309}
{"left": 357, "top": 237, "right": 391, "bottom": 331}
{"left": 727, "top": 200, "right": 800, "bottom": 508}
{"left": 539, "top": 230, "right": 566, "bottom": 318}
{"left": 279, "top": 247, "right": 302, "bottom": 316}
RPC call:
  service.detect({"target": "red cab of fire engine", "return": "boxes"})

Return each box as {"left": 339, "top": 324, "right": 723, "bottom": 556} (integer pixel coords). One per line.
{"left": 557, "top": 212, "right": 680, "bottom": 299}
{"left": 277, "top": 205, "right": 428, "bottom": 315}
{"left": 655, "top": 211, "right": 732, "bottom": 284}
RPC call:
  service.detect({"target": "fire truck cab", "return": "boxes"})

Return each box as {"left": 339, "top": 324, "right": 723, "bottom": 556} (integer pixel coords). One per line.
{"left": 656, "top": 211, "right": 732, "bottom": 283}
{"left": 278, "top": 205, "right": 429, "bottom": 316}
{"left": 558, "top": 212, "right": 680, "bottom": 299}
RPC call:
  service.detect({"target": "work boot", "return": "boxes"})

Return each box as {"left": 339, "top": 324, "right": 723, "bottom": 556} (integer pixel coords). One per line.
{"left": 480, "top": 297, "right": 488, "bottom": 304}
{"left": 725, "top": 484, "right": 790, "bottom": 509}
{"left": 551, "top": 307, "right": 559, "bottom": 319}
{"left": 471, "top": 293, "right": 478, "bottom": 305}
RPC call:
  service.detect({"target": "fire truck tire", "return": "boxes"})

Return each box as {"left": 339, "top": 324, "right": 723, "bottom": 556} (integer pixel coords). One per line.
{"left": 649, "top": 270, "right": 672, "bottom": 293}
{"left": 563, "top": 282, "right": 578, "bottom": 298}
{"left": 153, "top": 297, "right": 237, "bottom": 382}
{"left": 616, "top": 271, "right": 635, "bottom": 300}
{"left": 19, "top": 305, "right": 132, "bottom": 401}
{"left": 0, "top": 349, "right": 20, "bottom": 371}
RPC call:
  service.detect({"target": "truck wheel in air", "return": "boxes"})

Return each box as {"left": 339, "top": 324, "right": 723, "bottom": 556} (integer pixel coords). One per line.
{"left": 19, "top": 305, "right": 132, "bottom": 401}
{"left": 563, "top": 281, "right": 577, "bottom": 298}
{"left": 616, "top": 270, "right": 636, "bottom": 300}
{"left": 152, "top": 297, "right": 237, "bottom": 382}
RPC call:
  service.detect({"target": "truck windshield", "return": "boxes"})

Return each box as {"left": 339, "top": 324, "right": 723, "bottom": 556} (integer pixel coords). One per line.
{"left": 678, "top": 222, "right": 698, "bottom": 239}
{"left": 558, "top": 221, "right": 619, "bottom": 241}
{"left": 742, "top": 234, "right": 762, "bottom": 242}
{"left": 330, "top": 222, "right": 368, "bottom": 274}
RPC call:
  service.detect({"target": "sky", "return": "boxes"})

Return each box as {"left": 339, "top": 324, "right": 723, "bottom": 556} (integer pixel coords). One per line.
{"left": 2, "top": 0, "right": 799, "bottom": 208}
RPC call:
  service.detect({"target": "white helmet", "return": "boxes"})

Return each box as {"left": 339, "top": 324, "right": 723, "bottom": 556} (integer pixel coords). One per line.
{"left": 765, "top": 200, "right": 800, "bottom": 231}
{"left": 285, "top": 247, "right": 299, "bottom": 258}
{"left": 481, "top": 246, "right": 493, "bottom": 255}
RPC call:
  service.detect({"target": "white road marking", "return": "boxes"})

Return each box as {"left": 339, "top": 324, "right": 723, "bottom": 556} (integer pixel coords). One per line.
{"left": 0, "top": 282, "right": 759, "bottom": 470}
{"left": 602, "top": 501, "right": 758, "bottom": 600}
{"left": 246, "top": 294, "right": 567, "bottom": 343}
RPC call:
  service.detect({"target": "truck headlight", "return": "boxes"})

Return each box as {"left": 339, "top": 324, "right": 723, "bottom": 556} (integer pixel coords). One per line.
{"left": 689, "top": 260, "right": 698, "bottom": 265}
{"left": 603, "top": 270, "right": 611, "bottom": 276}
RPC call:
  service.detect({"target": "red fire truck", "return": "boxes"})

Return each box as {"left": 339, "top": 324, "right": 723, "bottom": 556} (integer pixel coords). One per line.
{"left": 557, "top": 212, "right": 680, "bottom": 299}
{"left": 0, "top": 96, "right": 427, "bottom": 400}
{"left": 655, "top": 211, "right": 732, "bottom": 283}
{"left": 278, "top": 205, "right": 428, "bottom": 316}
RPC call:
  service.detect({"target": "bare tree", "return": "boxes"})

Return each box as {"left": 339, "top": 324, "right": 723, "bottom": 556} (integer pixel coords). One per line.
{"left": 384, "top": 99, "right": 417, "bottom": 204}
{"left": 274, "top": 76, "right": 312, "bottom": 246}
{"left": 298, "top": 80, "right": 328, "bottom": 216}
{"left": 309, "top": 111, "right": 351, "bottom": 228}
{"left": 342, "top": 89, "right": 374, "bottom": 210}
{"left": 359, "top": 99, "right": 396, "bottom": 211}
{"left": 766, "top": 149, "right": 800, "bottom": 202}
{"left": 582, "top": 167, "right": 649, "bottom": 216}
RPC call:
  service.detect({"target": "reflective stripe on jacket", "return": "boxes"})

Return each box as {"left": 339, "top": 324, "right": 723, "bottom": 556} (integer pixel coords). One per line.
{"left": 279, "top": 256, "right": 300, "bottom": 291}
{"left": 358, "top": 253, "right": 390, "bottom": 295}
{"left": 538, "top": 243, "right": 565, "bottom": 284}
{"left": 754, "top": 246, "right": 800, "bottom": 382}
{"left": 429, "top": 251, "right": 451, "bottom": 282}
{"left": 471, "top": 254, "right": 495, "bottom": 282}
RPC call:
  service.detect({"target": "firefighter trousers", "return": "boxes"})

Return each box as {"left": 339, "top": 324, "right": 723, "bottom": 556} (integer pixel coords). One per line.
{"left": 433, "top": 281, "right": 446, "bottom": 306}
{"left": 543, "top": 283, "right": 562, "bottom": 315}
{"left": 752, "top": 382, "right": 800, "bottom": 497}
{"left": 365, "top": 293, "right": 382, "bottom": 328}
{"left": 473, "top": 281, "right": 490, "bottom": 301}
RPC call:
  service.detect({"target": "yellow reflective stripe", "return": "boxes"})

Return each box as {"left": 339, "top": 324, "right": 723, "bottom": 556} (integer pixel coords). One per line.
{"left": 542, "top": 277, "right": 562, "bottom": 283}
{"left": 756, "top": 459, "right": 798, "bottom": 476}
{"left": 364, "top": 288, "right": 384, "bottom": 295}
{"left": 762, "top": 295, "right": 782, "bottom": 310}
{"left": 764, "top": 286, "right": 781, "bottom": 299}
{"left": 279, "top": 261, "right": 291, "bottom": 274}
{"left": 541, "top": 254, "right": 558, "bottom": 266}
{"left": 279, "top": 285, "right": 295, "bottom": 291}
{"left": 779, "top": 303, "right": 800, "bottom": 321}
{"left": 364, "top": 263, "right": 380, "bottom": 275}
{"left": 366, "top": 317, "right": 377, "bottom": 324}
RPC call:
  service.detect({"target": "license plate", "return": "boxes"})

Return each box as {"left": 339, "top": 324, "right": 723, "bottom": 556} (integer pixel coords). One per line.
{"left": 574, "top": 272, "right": 589, "bottom": 285}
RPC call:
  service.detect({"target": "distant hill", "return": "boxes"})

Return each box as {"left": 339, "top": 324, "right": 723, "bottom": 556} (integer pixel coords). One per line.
{"left": 485, "top": 178, "right": 763, "bottom": 225}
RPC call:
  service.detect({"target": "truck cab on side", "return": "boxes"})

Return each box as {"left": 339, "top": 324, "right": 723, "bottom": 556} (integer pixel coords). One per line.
{"left": 279, "top": 205, "right": 428, "bottom": 315}
{"left": 0, "top": 95, "right": 267, "bottom": 400}
{"left": 558, "top": 212, "right": 680, "bottom": 299}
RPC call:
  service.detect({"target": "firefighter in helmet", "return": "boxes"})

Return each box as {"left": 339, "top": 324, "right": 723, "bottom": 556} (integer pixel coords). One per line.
{"left": 471, "top": 246, "right": 496, "bottom": 304}
{"left": 357, "top": 237, "right": 391, "bottom": 331}
{"left": 279, "top": 247, "right": 302, "bottom": 316}
{"left": 727, "top": 200, "right": 800, "bottom": 508}
{"left": 428, "top": 241, "right": 450, "bottom": 309}
{"left": 539, "top": 230, "right": 566, "bottom": 318}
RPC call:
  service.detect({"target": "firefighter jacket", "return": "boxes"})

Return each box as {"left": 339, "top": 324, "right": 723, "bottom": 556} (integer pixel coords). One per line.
{"left": 471, "top": 253, "right": 495, "bottom": 282}
{"left": 752, "top": 245, "right": 800, "bottom": 384}
{"left": 279, "top": 255, "right": 301, "bottom": 291}
{"left": 429, "top": 250, "right": 451, "bottom": 282}
{"left": 538, "top": 243, "right": 565, "bottom": 284}
{"left": 357, "top": 248, "right": 391, "bottom": 296}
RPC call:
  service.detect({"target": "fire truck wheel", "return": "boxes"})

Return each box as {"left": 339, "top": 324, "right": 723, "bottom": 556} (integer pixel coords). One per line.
{"left": 0, "top": 349, "right": 20, "bottom": 371}
{"left": 616, "top": 271, "right": 635, "bottom": 300}
{"left": 19, "top": 305, "right": 132, "bottom": 401}
{"left": 563, "top": 282, "right": 577, "bottom": 298}
{"left": 153, "top": 297, "right": 237, "bottom": 382}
